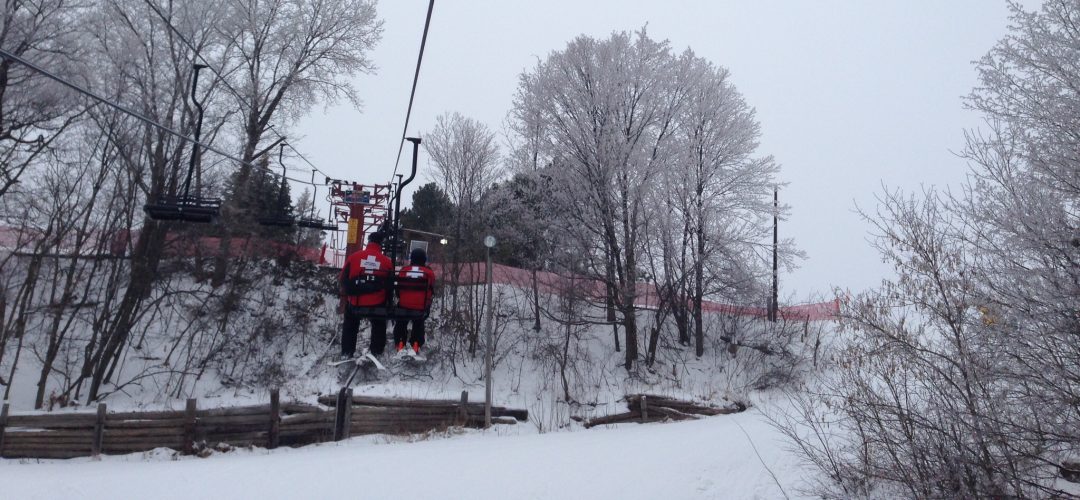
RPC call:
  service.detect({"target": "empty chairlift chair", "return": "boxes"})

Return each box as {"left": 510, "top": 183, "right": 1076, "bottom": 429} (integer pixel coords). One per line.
{"left": 257, "top": 144, "right": 297, "bottom": 227}
{"left": 296, "top": 171, "right": 338, "bottom": 231}
{"left": 144, "top": 64, "right": 222, "bottom": 223}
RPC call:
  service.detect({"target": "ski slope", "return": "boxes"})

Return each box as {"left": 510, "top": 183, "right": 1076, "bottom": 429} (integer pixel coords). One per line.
{"left": 0, "top": 405, "right": 812, "bottom": 500}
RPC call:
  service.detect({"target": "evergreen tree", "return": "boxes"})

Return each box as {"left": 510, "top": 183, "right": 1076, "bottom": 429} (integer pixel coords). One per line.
{"left": 400, "top": 182, "right": 453, "bottom": 235}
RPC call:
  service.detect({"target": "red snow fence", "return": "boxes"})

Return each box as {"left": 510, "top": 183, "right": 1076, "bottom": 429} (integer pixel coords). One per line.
{"left": 0, "top": 226, "right": 322, "bottom": 263}
{"left": 0, "top": 391, "right": 526, "bottom": 460}
{"left": 431, "top": 262, "right": 841, "bottom": 321}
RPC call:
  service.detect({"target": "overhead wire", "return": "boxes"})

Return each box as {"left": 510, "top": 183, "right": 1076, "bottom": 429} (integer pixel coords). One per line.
{"left": 140, "top": 0, "right": 333, "bottom": 184}
{"left": 0, "top": 46, "right": 321, "bottom": 184}
{"left": 0, "top": 48, "right": 321, "bottom": 186}
{"left": 389, "top": 0, "right": 435, "bottom": 185}
{"left": 141, "top": 0, "right": 437, "bottom": 194}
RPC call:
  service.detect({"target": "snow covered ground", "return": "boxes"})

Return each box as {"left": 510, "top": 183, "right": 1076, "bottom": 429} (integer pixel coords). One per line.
{"left": 0, "top": 280, "right": 830, "bottom": 499}
{"left": 0, "top": 403, "right": 812, "bottom": 500}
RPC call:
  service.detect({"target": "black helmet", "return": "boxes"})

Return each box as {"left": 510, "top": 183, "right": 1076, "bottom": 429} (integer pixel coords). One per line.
{"left": 409, "top": 247, "right": 428, "bottom": 265}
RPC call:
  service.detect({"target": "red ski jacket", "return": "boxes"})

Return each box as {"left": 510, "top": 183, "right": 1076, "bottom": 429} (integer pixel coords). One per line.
{"left": 339, "top": 242, "right": 392, "bottom": 307}
{"left": 396, "top": 264, "right": 435, "bottom": 310}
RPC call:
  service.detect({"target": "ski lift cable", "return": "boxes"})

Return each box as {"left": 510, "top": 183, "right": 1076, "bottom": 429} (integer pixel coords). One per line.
{"left": 0, "top": 47, "right": 318, "bottom": 186}
{"left": 389, "top": 0, "right": 435, "bottom": 186}
{"left": 141, "top": 0, "right": 332, "bottom": 184}
{"left": 287, "top": 145, "right": 329, "bottom": 183}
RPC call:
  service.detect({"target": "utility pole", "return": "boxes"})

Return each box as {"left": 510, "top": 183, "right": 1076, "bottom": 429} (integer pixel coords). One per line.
{"left": 483, "top": 235, "right": 497, "bottom": 428}
{"left": 770, "top": 186, "right": 779, "bottom": 323}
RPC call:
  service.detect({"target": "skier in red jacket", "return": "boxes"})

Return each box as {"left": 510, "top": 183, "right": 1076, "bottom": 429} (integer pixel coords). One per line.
{"left": 393, "top": 247, "right": 436, "bottom": 359}
{"left": 339, "top": 231, "right": 393, "bottom": 359}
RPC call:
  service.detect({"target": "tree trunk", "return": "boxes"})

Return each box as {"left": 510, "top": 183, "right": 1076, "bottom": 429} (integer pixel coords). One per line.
{"left": 693, "top": 233, "right": 705, "bottom": 358}
{"left": 531, "top": 268, "right": 541, "bottom": 332}
{"left": 622, "top": 240, "right": 638, "bottom": 371}
{"left": 673, "top": 294, "right": 689, "bottom": 346}
{"left": 605, "top": 256, "right": 620, "bottom": 352}
{"left": 0, "top": 247, "right": 46, "bottom": 391}
{"left": 693, "top": 175, "right": 706, "bottom": 358}
{"left": 622, "top": 290, "right": 638, "bottom": 370}
{"left": 646, "top": 325, "right": 660, "bottom": 367}
{"left": 678, "top": 212, "right": 692, "bottom": 345}
{"left": 86, "top": 220, "right": 167, "bottom": 402}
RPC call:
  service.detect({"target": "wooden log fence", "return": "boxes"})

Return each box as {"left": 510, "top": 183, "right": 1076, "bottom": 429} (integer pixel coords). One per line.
{"left": 582, "top": 394, "right": 746, "bottom": 428}
{"left": 0, "top": 390, "right": 527, "bottom": 460}
{"left": 317, "top": 393, "right": 529, "bottom": 424}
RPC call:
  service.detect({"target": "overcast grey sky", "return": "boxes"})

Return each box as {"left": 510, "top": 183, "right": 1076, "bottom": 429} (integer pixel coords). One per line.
{"left": 294, "top": 0, "right": 1039, "bottom": 299}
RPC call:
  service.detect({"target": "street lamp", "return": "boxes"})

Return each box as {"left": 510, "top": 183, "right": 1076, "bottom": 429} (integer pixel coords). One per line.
{"left": 483, "top": 235, "right": 496, "bottom": 428}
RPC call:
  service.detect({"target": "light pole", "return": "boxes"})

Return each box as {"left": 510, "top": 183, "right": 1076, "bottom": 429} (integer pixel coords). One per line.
{"left": 483, "top": 235, "right": 496, "bottom": 428}
{"left": 770, "top": 186, "right": 778, "bottom": 323}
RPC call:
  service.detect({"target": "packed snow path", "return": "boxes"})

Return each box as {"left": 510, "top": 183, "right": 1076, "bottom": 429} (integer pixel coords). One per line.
{"left": 0, "top": 407, "right": 810, "bottom": 499}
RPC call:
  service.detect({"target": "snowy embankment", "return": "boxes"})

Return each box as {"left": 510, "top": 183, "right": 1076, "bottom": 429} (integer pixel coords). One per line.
{"left": 1, "top": 276, "right": 832, "bottom": 498}
{"left": 0, "top": 403, "right": 809, "bottom": 500}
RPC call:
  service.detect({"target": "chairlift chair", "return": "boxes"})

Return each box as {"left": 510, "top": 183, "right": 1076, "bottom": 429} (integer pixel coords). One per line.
{"left": 144, "top": 196, "right": 222, "bottom": 223}
{"left": 144, "top": 64, "right": 222, "bottom": 223}
{"left": 296, "top": 172, "right": 339, "bottom": 231}
{"left": 257, "top": 144, "right": 297, "bottom": 227}
{"left": 344, "top": 137, "right": 432, "bottom": 322}
{"left": 346, "top": 270, "right": 433, "bottom": 321}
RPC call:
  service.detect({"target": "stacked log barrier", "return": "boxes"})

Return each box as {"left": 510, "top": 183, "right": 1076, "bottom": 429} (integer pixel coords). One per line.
{"left": 0, "top": 391, "right": 528, "bottom": 460}
{"left": 316, "top": 392, "right": 529, "bottom": 431}
{"left": 583, "top": 394, "right": 747, "bottom": 428}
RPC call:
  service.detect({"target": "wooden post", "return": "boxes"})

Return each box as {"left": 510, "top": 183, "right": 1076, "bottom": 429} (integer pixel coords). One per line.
{"left": 334, "top": 388, "right": 350, "bottom": 441}
{"left": 0, "top": 402, "right": 9, "bottom": 457}
{"left": 183, "top": 398, "right": 197, "bottom": 455}
{"left": 342, "top": 389, "right": 353, "bottom": 440}
{"left": 92, "top": 403, "right": 107, "bottom": 457}
{"left": 268, "top": 389, "right": 280, "bottom": 449}
{"left": 458, "top": 391, "right": 469, "bottom": 426}
{"left": 639, "top": 395, "right": 648, "bottom": 423}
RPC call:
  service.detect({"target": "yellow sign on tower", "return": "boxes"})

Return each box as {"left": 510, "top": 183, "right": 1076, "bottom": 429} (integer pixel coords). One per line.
{"left": 347, "top": 219, "right": 359, "bottom": 245}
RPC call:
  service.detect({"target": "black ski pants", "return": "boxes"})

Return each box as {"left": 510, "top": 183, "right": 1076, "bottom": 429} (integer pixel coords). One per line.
{"left": 392, "top": 317, "right": 425, "bottom": 348}
{"left": 342, "top": 307, "right": 387, "bottom": 357}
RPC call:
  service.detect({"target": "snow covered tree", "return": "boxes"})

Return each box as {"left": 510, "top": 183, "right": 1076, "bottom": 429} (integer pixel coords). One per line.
{"left": 510, "top": 29, "right": 688, "bottom": 370}
{"left": 667, "top": 52, "right": 780, "bottom": 357}
{"left": 785, "top": 2, "right": 1080, "bottom": 496}
{"left": 485, "top": 172, "right": 552, "bottom": 331}
{"left": 510, "top": 29, "right": 782, "bottom": 369}
{"left": 211, "top": 0, "right": 383, "bottom": 285}
{"left": 0, "top": 0, "right": 84, "bottom": 199}
{"left": 958, "top": 0, "right": 1080, "bottom": 487}
{"left": 423, "top": 111, "right": 501, "bottom": 356}
{"left": 76, "top": 0, "right": 235, "bottom": 402}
